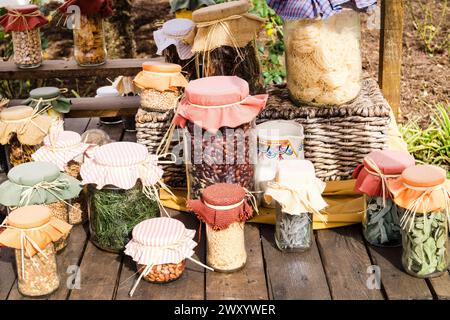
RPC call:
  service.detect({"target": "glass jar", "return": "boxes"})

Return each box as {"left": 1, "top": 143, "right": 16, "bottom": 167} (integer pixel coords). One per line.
{"left": 88, "top": 183, "right": 159, "bottom": 253}
{"left": 138, "top": 260, "right": 186, "bottom": 283}
{"left": 163, "top": 45, "right": 197, "bottom": 80}
{"left": 362, "top": 196, "right": 402, "bottom": 247}
{"left": 140, "top": 88, "right": 179, "bottom": 112}
{"left": 46, "top": 200, "right": 71, "bottom": 252}
{"left": 12, "top": 28, "right": 42, "bottom": 69}
{"left": 275, "top": 203, "right": 312, "bottom": 252}
{"left": 206, "top": 221, "right": 246, "bottom": 272}
{"left": 73, "top": 14, "right": 107, "bottom": 66}
{"left": 284, "top": 9, "right": 362, "bottom": 106}
{"left": 6, "top": 133, "right": 41, "bottom": 168}
{"left": 401, "top": 210, "right": 449, "bottom": 278}
{"left": 65, "top": 160, "right": 88, "bottom": 225}
{"left": 15, "top": 242, "right": 60, "bottom": 297}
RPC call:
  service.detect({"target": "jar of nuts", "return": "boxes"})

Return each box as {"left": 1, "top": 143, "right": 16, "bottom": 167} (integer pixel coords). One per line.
{"left": 173, "top": 76, "right": 268, "bottom": 199}
{"left": 0, "top": 5, "right": 48, "bottom": 69}
{"left": 0, "top": 205, "right": 72, "bottom": 297}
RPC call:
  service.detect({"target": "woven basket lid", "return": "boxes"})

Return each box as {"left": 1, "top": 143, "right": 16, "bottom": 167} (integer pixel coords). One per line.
{"left": 402, "top": 165, "right": 446, "bottom": 188}
{"left": 8, "top": 161, "right": 60, "bottom": 187}
{"left": 202, "top": 183, "right": 246, "bottom": 207}
{"left": 29, "top": 87, "right": 60, "bottom": 100}
{"left": 8, "top": 205, "right": 51, "bottom": 229}
{"left": 96, "top": 86, "right": 120, "bottom": 97}
{"left": 364, "top": 149, "right": 415, "bottom": 175}
{"left": 142, "top": 61, "right": 182, "bottom": 73}
{"left": 0, "top": 105, "right": 33, "bottom": 121}
{"left": 192, "top": 0, "right": 250, "bottom": 22}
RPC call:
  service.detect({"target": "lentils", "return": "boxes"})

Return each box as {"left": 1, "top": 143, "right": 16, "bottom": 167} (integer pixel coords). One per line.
{"left": 138, "top": 261, "right": 186, "bottom": 283}
{"left": 12, "top": 29, "right": 42, "bottom": 68}
{"left": 140, "top": 89, "right": 179, "bottom": 112}
{"left": 46, "top": 201, "right": 70, "bottom": 251}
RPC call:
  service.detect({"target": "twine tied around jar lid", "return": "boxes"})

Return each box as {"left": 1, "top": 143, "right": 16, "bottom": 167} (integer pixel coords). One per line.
{"left": 0, "top": 5, "right": 48, "bottom": 32}
{"left": 25, "top": 87, "right": 72, "bottom": 114}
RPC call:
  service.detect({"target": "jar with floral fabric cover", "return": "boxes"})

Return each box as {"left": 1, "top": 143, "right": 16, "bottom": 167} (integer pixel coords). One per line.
{"left": 353, "top": 150, "right": 415, "bottom": 247}
{"left": 0, "top": 5, "right": 48, "bottom": 69}
{"left": 191, "top": 0, "right": 265, "bottom": 94}
{"left": 32, "top": 129, "right": 94, "bottom": 225}
{"left": 80, "top": 142, "right": 172, "bottom": 253}
{"left": 172, "top": 76, "right": 268, "bottom": 199}
{"left": 58, "top": 0, "right": 112, "bottom": 66}
{"left": 0, "top": 161, "right": 81, "bottom": 252}
{"left": 188, "top": 183, "right": 255, "bottom": 272}
{"left": 0, "top": 205, "right": 72, "bottom": 297}
{"left": 388, "top": 165, "right": 450, "bottom": 278}
{"left": 154, "top": 18, "right": 197, "bottom": 80}
{"left": 125, "top": 217, "right": 213, "bottom": 297}
{"left": 265, "top": 160, "right": 328, "bottom": 252}
{"left": 268, "top": 0, "right": 376, "bottom": 105}
{"left": 24, "top": 87, "right": 72, "bottom": 121}
{"left": 0, "top": 105, "right": 52, "bottom": 168}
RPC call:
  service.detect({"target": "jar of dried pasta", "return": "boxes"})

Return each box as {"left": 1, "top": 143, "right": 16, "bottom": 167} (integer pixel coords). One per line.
{"left": 81, "top": 142, "right": 163, "bottom": 253}
{"left": 32, "top": 130, "right": 93, "bottom": 225}
{"left": 25, "top": 87, "right": 72, "bottom": 121}
{"left": 0, "top": 205, "right": 72, "bottom": 297}
{"left": 188, "top": 183, "right": 255, "bottom": 272}
{"left": 0, "top": 105, "right": 52, "bottom": 168}
{"left": 353, "top": 150, "right": 415, "bottom": 247}
{"left": 0, "top": 5, "right": 48, "bottom": 69}
{"left": 388, "top": 165, "right": 450, "bottom": 278}
{"left": 191, "top": 0, "right": 265, "bottom": 94}
{"left": 0, "top": 161, "right": 82, "bottom": 252}
{"left": 265, "top": 160, "right": 328, "bottom": 252}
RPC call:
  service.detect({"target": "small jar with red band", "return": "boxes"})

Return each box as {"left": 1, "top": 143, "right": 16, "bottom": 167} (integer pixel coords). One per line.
{"left": 353, "top": 150, "right": 415, "bottom": 247}
{"left": 0, "top": 5, "right": 48, "bottom": 69}
{"left": 188, "top": 183, "right": 254, "bottom": 272}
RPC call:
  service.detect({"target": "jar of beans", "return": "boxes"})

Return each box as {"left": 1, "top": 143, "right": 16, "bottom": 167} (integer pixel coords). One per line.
{"left": 0, "top": 5, "right": 48, "bottom": 69}
{"left": 173, "top": 76, "right": 268, "bottom": 199}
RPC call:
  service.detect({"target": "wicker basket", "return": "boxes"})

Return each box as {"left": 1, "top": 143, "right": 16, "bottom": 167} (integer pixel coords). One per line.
{"left": 257, "top": 77, "right": 391, "bottom": 181}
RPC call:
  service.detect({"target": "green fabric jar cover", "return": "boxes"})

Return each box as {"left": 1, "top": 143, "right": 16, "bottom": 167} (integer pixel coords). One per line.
{"left": 24, "top": 87, "right": 72, "bottom": 114}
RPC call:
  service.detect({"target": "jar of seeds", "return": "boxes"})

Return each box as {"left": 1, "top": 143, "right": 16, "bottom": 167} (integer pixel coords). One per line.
{"left": 0, "top": 161, "right": 82, "bottom": 252}
{"left": 0, "top": 205, "right": 72, "bottom": 297}
{"left": 25, "top": 87, "right": 72, "bottom": 121}
{"left": 0, "top": 105, "right": 52, "bottom": 168}
{"left": 32, "top": 130, "right": 93, "bottom": 225}
{"left": 265, "top": 160, "right": 328, "bottom": 252}
{"left": 353, "top": 150, "right": 415, "bottom": 247}
{"left": 173, "top": 76, "right": 268, "bottom": 199}
{"left": 0, "top": 5, "right": 48, "bottom": 69}
{"left": 188, "top": 183, "right": 255, "bottom": 272}
{"left": 80, "top": 142, "right": 165, "bottom": 253}
{"left": 388, "top": 165, "right": 450, "bottom": 278}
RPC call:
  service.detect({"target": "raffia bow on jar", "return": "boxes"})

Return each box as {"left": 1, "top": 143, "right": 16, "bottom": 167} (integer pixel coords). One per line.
{"left": 24, "top": 87, "right": 72, "bottom": 120}
{"left": 124, "top": 217, "right": 212, "bottom": 297}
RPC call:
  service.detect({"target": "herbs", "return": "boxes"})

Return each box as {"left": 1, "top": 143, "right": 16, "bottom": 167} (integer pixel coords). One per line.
{"left": 275, "top": 209, "right": 312, "bottom": 251}
{"left": 363, "top": 197, "right": 402, "bottom": 247}
{"left": 89, "top": 184, "right": 159, "bottom": 253}
{"left": 402, "top": 211, "right": 449, "bottom": 278}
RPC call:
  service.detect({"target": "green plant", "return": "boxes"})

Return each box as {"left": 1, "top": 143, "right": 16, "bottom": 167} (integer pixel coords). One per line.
{"left": 400, "top": 103, "right": 450, "bottom": 178}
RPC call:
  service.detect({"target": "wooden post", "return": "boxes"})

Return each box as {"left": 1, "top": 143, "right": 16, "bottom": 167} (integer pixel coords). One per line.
{"left": 378, "top": 0, "right": 404, "bottom": 119}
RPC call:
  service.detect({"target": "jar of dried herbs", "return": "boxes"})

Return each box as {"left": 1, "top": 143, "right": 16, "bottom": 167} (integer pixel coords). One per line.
{"left": 191, "top": 0, "right": 265, "bottom": 94}
{"left": 173, "top": 76, "right": 268, "bottom": 199}
{"left": 32, "top": 130, "right": 93, "bottom": 225}
{"left": 388, "top": 165, "right": 450, "bottom": 278}
{"left": 353, "top": 150, "right": 415, "bottom": 247}
{"left": 80, "top": 142, "right": 165, "bottom": 253}
{"left": 125, "top": 217, "right": 210, "bottom": 297}
{"left": 0, "top": 161, "right": 82, "bottom": 252}
{"left": 265, "top": 160, "right": 328, "bottom": 252}
{"left": 0, "top": 106, "right": 52, "bottom": 168}
{"left": 0, "top": 205, "right": 72, "bottom": 297}
{"left": 0, "top": 5, "right": 48, "bottom": 69}
{"left": 188, "top": 183, "right": 255, "bottom": 272}
{"left": 25, "top": 87, "right": 72, "bottom": 121}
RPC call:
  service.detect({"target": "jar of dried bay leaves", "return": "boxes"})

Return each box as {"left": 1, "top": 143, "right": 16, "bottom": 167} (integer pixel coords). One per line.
{"left": 265, "top": 160, "right": 327, "bottom": 252}
{"left": 353, "top": 150, "right": 415, "bottom": 247}
{"left": 188, "top": 183, "right": 255, "bottom": 272}
{"left": 388, "top": 165, "right": 450, "bottom": 278}
{"left": 0, "top": 205, "right": 72, "bottom": 297}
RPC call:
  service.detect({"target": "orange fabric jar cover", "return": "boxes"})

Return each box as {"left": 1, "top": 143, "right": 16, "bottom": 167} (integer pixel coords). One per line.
{"left": 133, "top": 61, "right": 188, "bottom": 92}
{"left": 173, "top": 76, "right": 268, "bottom": 133}
{"left": 353, "top": 149, "right": 415, "bottom": 198}
{"left": 187, "top": 183, "right": 254, "bottom": 230}
{"left": 0, "top": 5, "right": 48, "bottom": 32}
{"left": 387, "top": 165, "right": 450, "bottom": 214}
{"left": 0, "top": 205, "right": 72, "bottom": 257}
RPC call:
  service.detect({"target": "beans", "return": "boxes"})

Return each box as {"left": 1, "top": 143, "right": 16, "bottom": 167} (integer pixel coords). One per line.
{"left": 138, "top": 260, "right": 186, "bottom": 283}
{"left": 140, "top": 88, "right": 179, "bottom": 112}
{"left": 12, "top": 29, "right": 42, "bottom": 68}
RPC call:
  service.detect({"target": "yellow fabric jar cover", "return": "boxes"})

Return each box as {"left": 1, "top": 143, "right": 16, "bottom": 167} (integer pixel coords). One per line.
{"left": 133, "top": 61, "right": 188, "bottom": 92}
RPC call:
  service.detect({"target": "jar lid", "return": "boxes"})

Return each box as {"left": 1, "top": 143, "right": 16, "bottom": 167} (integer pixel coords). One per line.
{"left": 0, "top": 4, "right": 48, "bottom": 32}
{"left": 44, "top": 130, "right": 81, "bottom": 147}
{"left": 277, "top": 160, "right": 316, "bottom": 185}
{"left": 142, "top": 61, "right": 182, "bottom": 74}
{"left": 8, "top": 161, "right": 61, "bottom": 186}
{"left": 8, "top": 205, "right": 51, "bottom": 229}
{"left": 29, "top": 87, "right": 60, "bottom": 100}
{"left": 402, "top": 165, "right": 446, "bottom": 188}
{"left": 132, "top": 217, "right": 186, "bottom": 246}
{"left": 0, "top": 105, "right": 33, "bottom": 121}
{"left": 202, "top": 183, "right": 246, "bottom": 207}
{"left": 363, "top": 149, "right": 415, "bottom": 175}
{"left": 96, "top": 86, "right": 120, "bottom": 97}
{"left": 162, "top": 18, "right": 195, "bottom": 37}
{"left": 192, "top": 0, "right": 250, "bottom": 23}
{"left": 10, "top": 5, "right": 40, "bottom": 14}
{"left": 94, "top": 142, "right": 148, "bottom": 167}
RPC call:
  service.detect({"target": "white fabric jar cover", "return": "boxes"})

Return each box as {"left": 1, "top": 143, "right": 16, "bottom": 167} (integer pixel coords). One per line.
{"left": 154, "top": 18, "right": 195, "bottom": 60}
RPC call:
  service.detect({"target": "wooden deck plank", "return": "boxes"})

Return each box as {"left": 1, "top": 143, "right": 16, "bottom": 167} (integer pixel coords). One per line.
{"left": 428, "top": 272, "right": 450, "bottom": 300}
{"left": 260, "top": 225, "right": 331, "bottom": 300}
{"left": 0, "top": 248, "right": 16, "bottom": 300}
{"left": 315, "top": 226, "right": 384, "bottom": 300}
{"left": 205, "top": 224, "right": 268, "bottom": 300}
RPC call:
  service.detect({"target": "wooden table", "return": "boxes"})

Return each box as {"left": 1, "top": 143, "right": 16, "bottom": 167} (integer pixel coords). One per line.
{"left": 1, "top": 118, "right": 449, "bottom": 301}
